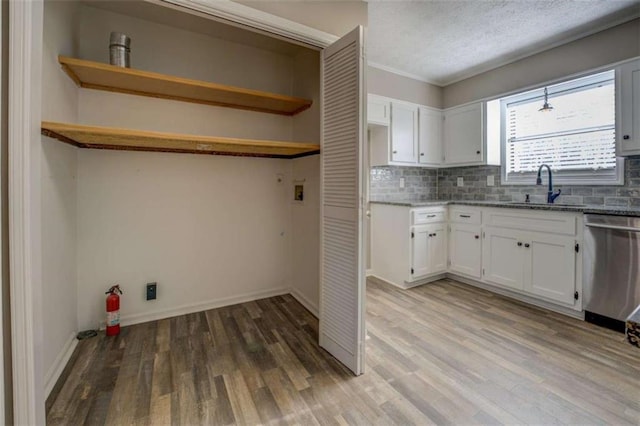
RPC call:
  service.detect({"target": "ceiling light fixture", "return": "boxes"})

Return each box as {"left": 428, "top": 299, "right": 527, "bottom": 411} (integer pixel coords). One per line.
{"left": 539, "top": 87, "right": 554, "bottom": 112}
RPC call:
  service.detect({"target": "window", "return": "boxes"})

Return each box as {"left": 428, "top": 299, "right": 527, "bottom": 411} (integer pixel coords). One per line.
{"left": 495, "top": 70, "right": 623, "bottom": 185}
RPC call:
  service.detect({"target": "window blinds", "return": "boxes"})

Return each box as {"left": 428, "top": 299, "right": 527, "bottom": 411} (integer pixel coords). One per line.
{"left": 504, "top": 70, "right": 616, "bottom": 182}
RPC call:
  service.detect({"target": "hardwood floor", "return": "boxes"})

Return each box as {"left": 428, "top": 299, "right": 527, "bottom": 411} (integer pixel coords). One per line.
{"left": 47, "top": 279, "right": 640, "bottom": 425}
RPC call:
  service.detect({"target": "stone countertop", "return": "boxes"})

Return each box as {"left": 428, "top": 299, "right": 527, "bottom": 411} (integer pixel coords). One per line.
{"left": 369, "top": 200, "right": 640, "bottom": 217}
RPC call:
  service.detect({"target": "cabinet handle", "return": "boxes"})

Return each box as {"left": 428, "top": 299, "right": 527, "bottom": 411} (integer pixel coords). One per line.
{"left": 393, "top": 150, "right": 398, "bottom": 154}
{"left": 474, "top": 235, "right": 479, "bottom": 239}
{"left": 524, "top": 243, "right": 530, "bottom": 248}
{"left": 476, "top": 150, "right": 481, "bottom": 154}
{"left": 623, "top": 135, "right": 630, "bottom": 140}
{"left": 420, "top": 153, "right": 425, "bottom": 156}
{"left": 459, "top": 214, "right": 471, "bottom": 218}
{"left": 433, "top": 233, "right": 437, "bottom": 237}
{"left": 517, "top": 242, "right": 523, "bottom": 246}
{"left": 427, "top": 214, "right": 436, "bottom": 218}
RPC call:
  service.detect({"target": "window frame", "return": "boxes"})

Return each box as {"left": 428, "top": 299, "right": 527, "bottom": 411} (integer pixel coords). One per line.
{"left": 498, "top": 70, "right": 624, "bottom": 186}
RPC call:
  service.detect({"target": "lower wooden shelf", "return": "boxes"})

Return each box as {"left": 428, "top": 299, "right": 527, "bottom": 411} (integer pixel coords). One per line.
{"left": 41, "top": 121, "right": 320, "bottom": 159}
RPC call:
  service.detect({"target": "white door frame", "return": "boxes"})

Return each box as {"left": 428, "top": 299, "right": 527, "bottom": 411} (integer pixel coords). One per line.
{"left": 0, "top": 1, "right": 4, "bottom": 422}
{"left": 9, "top": 0, "right": 45, "bottom": 424}
{"left": 7, "top": 0, "right": 340, "bottom": 423}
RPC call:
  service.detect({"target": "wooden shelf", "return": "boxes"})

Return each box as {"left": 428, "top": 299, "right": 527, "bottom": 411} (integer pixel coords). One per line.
{"left": 41, "top": 122, "right": 320, "bottom": 159}
{"left": 59, "top": 56, "right": 313, "bottom": 116}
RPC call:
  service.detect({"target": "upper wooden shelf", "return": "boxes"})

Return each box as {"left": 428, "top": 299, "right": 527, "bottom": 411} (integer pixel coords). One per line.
{"left": 41, "top": 121, "right": 320, "bottom": 159}
{"left": 59, "top": 56, "right": 313, "bottom": 116}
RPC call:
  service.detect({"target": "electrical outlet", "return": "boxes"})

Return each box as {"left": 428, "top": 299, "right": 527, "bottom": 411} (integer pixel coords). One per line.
{"left": 457, "top": 177, "right": 464, "bottom": 187}
{"left": 487, "top": 175, "right": 495, "bottom": 186}
{"left": 146, "top": 282, "right": 157, "bottom": 301}
{"left": 399, "top": 177, "right": 405, "bottom": 188}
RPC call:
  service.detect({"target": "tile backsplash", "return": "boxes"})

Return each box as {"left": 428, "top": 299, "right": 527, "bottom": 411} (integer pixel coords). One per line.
{"left": 370, "top": 166, "right": 437, "bottom": 202}
{"left": 370, "top": 157, "right": 640, "bottom": 208}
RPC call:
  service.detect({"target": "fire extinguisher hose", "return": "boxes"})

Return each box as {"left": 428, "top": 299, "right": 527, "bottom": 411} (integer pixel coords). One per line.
{"left": 106, "top": 284, "right": 123, "bottom": 295}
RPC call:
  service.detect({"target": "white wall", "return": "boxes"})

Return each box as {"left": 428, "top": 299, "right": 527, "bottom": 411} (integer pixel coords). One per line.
{"left": 443, "top": 18, "right": 640, "bottom": 108}
{"left": 77, "top": 5, "right": 295, "bottom": 94}
{"left": 290, "top": 156, "right": 320, "bottom": 315}
{"left": 72, "top": 4, "right": 319, "bottom": 329}
{"left": 235, "top": 0, "right": 368, "bottom": 38}
{"left": 41, "top": 0, "right": 79, "bottom": 393}
{"left": 290, "top": 50, "right": 320, "bottom": 315}
{"left": 76, "top": 151, "right": 293, "bottom": 329}
{"left": 368, "top": 65, "right": 443, "bottom": 108}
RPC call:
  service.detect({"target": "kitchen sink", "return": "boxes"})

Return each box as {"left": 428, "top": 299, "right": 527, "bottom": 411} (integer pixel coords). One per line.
{"left": 505, "top": 202, "right": 586, "bottom": 207}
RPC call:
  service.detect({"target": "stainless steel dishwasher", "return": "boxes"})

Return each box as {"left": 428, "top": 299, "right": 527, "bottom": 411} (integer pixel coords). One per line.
{"left": 584, "top": 214, "right": 640, "bottom": 332}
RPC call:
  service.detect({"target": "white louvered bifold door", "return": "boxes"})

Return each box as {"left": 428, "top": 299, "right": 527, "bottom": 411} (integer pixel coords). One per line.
{"left": 320, "top": 26, "right": 366, "bottom": 375}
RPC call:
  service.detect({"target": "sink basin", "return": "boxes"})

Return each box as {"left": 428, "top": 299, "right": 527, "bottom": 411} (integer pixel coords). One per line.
{"left": 505, "top": 202, "right": 586, "bottom": 208}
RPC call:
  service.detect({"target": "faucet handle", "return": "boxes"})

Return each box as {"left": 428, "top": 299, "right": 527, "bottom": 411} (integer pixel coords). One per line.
{"left": 549, "top": 188, "right": 562, "bottom": 203}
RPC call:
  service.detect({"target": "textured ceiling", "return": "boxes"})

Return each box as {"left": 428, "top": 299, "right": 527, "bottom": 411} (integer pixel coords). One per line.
{"left": 368, "top": 0, "right": 640, "bottom": 86}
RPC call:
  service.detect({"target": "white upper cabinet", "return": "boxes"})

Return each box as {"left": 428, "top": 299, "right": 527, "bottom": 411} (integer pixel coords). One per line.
{"left": 390, "top": 101, "right": 419, "bottom": 163}
{"left": 443, "top": 102, "right": 484, "bottom": 165}
{"left": 368, "top": 94, "right": 390, "bottom": 126}
{"left": 418, "top": 106, "right": 443, "bottom": 166}
{"left": 617, "top": 59, "right": 640, "bottom": 156}
{"left": 367, "top": 95, "right": 498, "bottom": 168}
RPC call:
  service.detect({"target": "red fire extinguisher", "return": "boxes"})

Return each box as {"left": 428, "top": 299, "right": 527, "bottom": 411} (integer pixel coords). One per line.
{"left": 105, "top": 285, "right": 123, "bottom": 336}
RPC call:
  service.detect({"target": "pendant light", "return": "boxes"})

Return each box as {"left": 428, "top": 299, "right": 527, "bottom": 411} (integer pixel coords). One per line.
{"left": 539, "top": 87, "right": 554, "bottom": 112}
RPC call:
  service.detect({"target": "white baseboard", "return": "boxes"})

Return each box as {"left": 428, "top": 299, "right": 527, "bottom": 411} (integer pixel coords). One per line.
{"left": 447, "top": 273, "right": 584, "bottom": 320}
{"left": 120, "top": 287, "right": 290, "bottom": 327}
{"left": 44, "top": 332, "right": 78, "bottom": 398}
{"left": 289, "top": 287, "right": 319, "bottom": 318}
{"left": 367, "top": 273, "right": 444, "bottom": 290}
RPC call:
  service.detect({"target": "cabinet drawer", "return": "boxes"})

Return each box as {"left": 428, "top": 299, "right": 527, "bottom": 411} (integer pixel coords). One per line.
{"left": 449, "top": 207, "right": 481, "bottom": 224}
{"left": 484, "top": 208, "right": 577, "bottom": 235}
{"left": 412, "top": 208, "right": 446, "bottom": 225}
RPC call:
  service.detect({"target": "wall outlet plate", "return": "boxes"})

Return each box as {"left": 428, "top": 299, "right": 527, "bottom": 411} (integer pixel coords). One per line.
{"left": 487, "top": 175, "right": 495, "bottom": 186}
{"left": 399, "top": 177, "right": 405, "bottom": 188}
{"left": 146, "top": 282, "right": 157, "bottom": 301}
{"left": 457, "top": 177, "right": 464, "bottom": 187}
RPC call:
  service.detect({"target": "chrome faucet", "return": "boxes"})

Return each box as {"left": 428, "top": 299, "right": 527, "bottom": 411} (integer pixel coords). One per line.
{"left": 536, "top": 164, "right": 561, "bottom": 203}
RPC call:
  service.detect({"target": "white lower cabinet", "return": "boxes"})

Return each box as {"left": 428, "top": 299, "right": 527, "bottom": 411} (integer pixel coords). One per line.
{"left": 482, "top": 225, "right": 578, "bottom": 306}
{"left": 526, "top": 233, "right": 577, "bottom": 305}
{"left": 412, "top": 223, "right": 447, "bottom": 278}
{"left": 370, "top": 204, "right": 447, "bottom": 287}
{"left": 449, "top": 223, "right": 482, "bottom": 278}
{"left": 371, "top": 204, "right": 581, "bottom": 311}
{"left": 482, "top": 227, "right": 526, "bottom": 290}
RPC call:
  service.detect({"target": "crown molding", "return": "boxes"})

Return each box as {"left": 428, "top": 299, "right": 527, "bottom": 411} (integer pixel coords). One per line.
{"left": 367, "top": 61, "right": 443, "bottom": 86}
{"left": 158, "top": 0, "right": 339, "bottom": 49}
{"left": 369, "top": 13, "right": 640, "bottom": 88}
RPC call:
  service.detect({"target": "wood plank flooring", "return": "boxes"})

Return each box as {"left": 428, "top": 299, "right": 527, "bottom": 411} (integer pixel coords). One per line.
{"left": 47, "top": 279, "right": 640, "bottom": 425}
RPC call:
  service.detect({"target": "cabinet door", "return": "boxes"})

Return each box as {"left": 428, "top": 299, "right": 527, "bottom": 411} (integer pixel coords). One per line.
{"left": 524, "top": 233, "right": 577, "bottom": 305}
{"left": 449, "top": 224, "right": 482, "bottom": 278}
{"left": 482, "top": 227, "right": 525, "bottom": 290}
{"left": 411, "top": 226, "right": 430, "bottom": 277}
{"left": 444, "top": 102, "right": 484, "bottom": 165}
{"left": 368, "top": 94, "right": 390, "bottom": 126}
{"left": 617, "top": 59, "right": 640, "bottom": 155}
{"left": 428, "top": 223, "right": 448, "bottom": 273}
{"left": 391, "top": 102, "right": 418, "bottom": 163}
{"left": 418, "top": 106, "right": 442, "bottom": 165}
